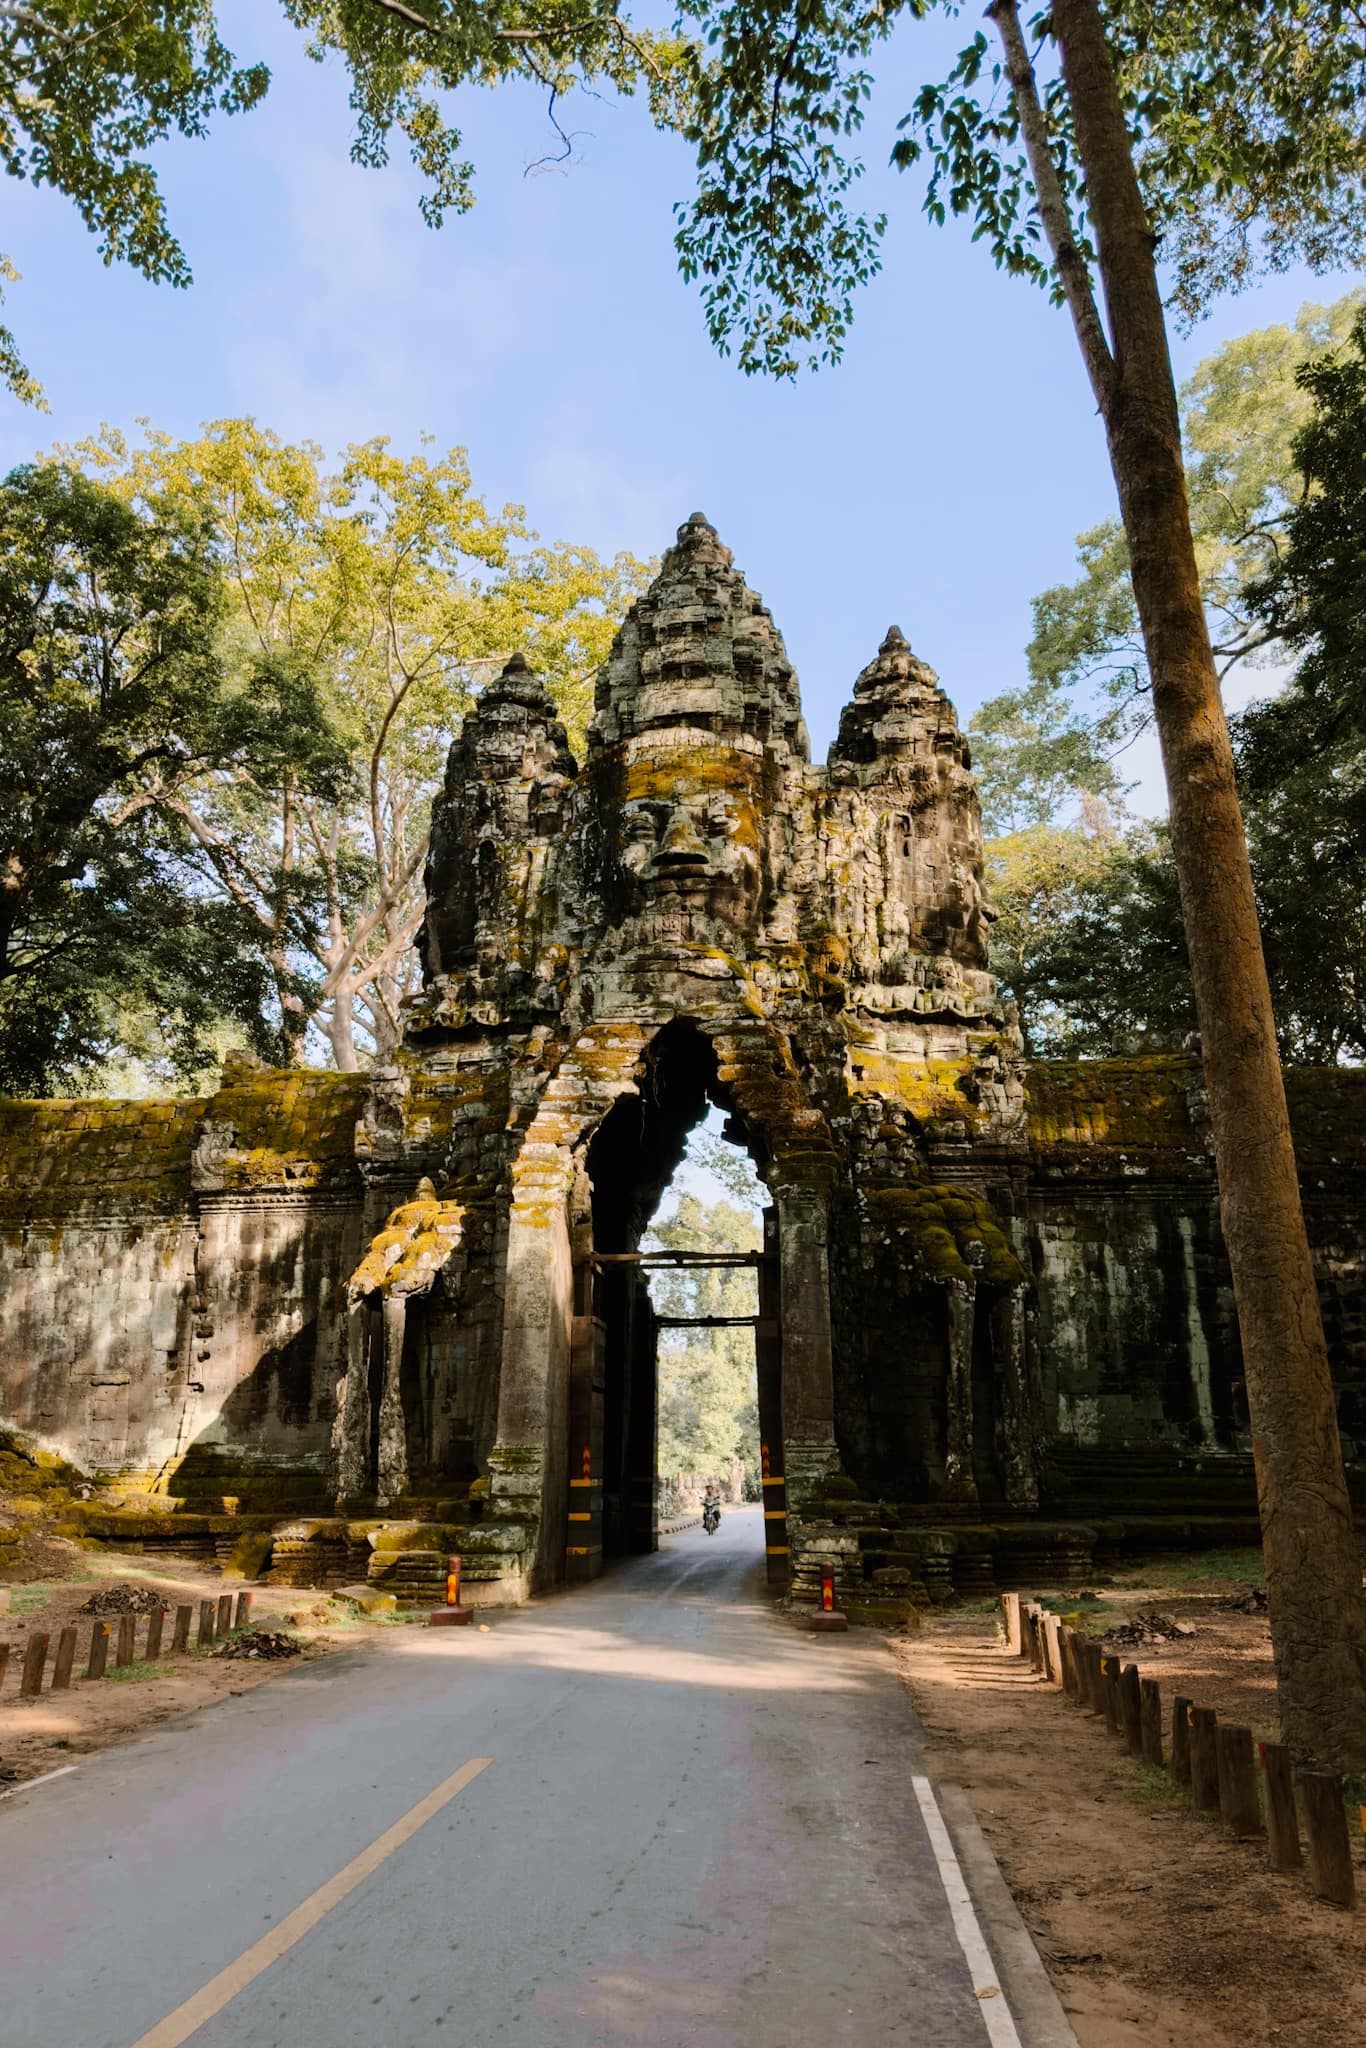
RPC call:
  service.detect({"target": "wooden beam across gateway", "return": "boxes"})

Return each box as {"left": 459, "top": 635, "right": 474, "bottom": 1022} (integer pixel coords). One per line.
{"left": 591, "top": 1251, "right": 764, "bottom": 1268}
{"left": 653, "top": 1316, "right": 778, "bottom": 1333}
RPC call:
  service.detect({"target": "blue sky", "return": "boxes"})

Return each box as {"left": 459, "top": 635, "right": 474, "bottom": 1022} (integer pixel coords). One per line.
{"left": 4, "top": 2, "right": 1358, "bottom": 800}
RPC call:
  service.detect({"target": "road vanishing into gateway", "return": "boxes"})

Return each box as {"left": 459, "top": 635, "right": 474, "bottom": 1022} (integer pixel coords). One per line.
{"left": 0, "top": 1509, "right": 1029, "bottom": 2048}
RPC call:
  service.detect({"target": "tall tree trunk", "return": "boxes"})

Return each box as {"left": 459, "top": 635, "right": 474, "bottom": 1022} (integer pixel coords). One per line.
{"left": 1048, "top": 0, "right": 1366, "bottom": 1767}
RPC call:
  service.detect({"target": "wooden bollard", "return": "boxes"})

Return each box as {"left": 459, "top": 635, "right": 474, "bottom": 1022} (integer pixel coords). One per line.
{"left": 1119, "top": 1663, "right": 1143, "bottom": 1755}
{"left": 1002, "top": 1592, "right": 1022, "bottom": 1655}
{"left": 86, "top": 1620, "right": 110, "bottom": 1679}
{"left": 198, "top": 1599, "right": 216, "bottom": 1648}
{"left": 217, "top": 1593, "right": 235, "bottom": 1637}
{"left": 1171, "top": 1694, "right": 1193, "bottom": 1785}
{"left": 116, "top": 1615, "right": 136, "bottom": 1667}
{"left": 145, "top": 1607, "right": 166, "bottom": 1661}
{"left": 1189, "top": 1706, "right": 1221, "bottom": 1811}
{"left": 235, "top": 1589, "right": 253, "bottom": 1630}
{"left": 1081, "top": 1639, "right": 1105, "bottom": 1713}
{"left": 51, "top": 1626, "right": 78, "bottom": 1692}
{"left": 1215, "top": 1724, "right": 1263, "bottom": 1837}
{"left": 172, "top": 1605, "right": 192, "bottom": 1653}
{"left": 1059, "top": 1626, "right": 1081, "bottom": 1700}
{"left": 1044, "top": 1614, "right": 1065, "bottom": 1688}
{"left": 1099, "top": 1652, "right": 1123, "bottom": 1737}
{"left": 1023, "top": 1604, "right": 1041, "bottom": 1671}
{"left": 0, "top": 1643, "right": 9, "bottom": 1695}
{"left": 19, "top": 1632, "right": 49, "bottom": 1698}
{"left": 1300, "top": 1771, "right": 1356, "bottom": 1908}
{"left": 1259, "top": 1742, "right": 1302, "bottom": 1871}
{"left": 1140, "top": 1677, "right": 1164, "bottom": 1768}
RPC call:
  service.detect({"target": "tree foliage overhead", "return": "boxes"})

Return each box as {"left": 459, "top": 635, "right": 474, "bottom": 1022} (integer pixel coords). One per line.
{"left": 0, "top": 460, "right": 341, "bottom": 1094}
{"left": 0, "top": 0, "right": 688, "bottom": 403}
{"left": 673, "top": 1, "right": 1366, "bottom": 377}
{"left": 1018, "top": 292, "right": 1364, "bottom": 746}
{"left": 0, "top": 431, "right": 645, "bottom": 1092}
{"left": 65, "top": 420, "right": 649, "bottom": 1070}
{"left": 985, "top": 302, "right": 1366, "bottom": 1068}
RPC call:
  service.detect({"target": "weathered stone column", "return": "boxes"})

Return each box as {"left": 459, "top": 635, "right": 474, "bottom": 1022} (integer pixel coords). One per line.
{"left": 333, "top": 1299, "right": 371, "bottom": 1504}
{"left": 941, "top": 1280, "right": 979, "bottom": 1504}
{"left": 755, "top": 1208, "right": 788, "bottom": 1584}
{"left": 375, "top": 1293, "right": 409, "bottom": 1507}
{"left": 992, "top": 1286, "right": 1040, "bottom": 1508}
{"left": 487, "top": 1168, "right": 575, "bottom": 1589}
{"left": 773, "top": 1177, "right": 840, "bottom": 1510}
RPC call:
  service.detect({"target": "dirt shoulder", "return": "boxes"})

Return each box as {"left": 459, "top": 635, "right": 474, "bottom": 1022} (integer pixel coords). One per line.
{"left": 892, "top": 1552, "right": 1366, "bottom": 2048}
{"left": 0, "top": 1540, "right": 425, "bottom": 1793}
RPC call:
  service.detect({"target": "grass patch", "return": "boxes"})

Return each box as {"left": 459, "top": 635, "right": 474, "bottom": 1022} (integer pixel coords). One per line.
{"left": 8, "top": 1585, "right": 49, "bottom": 1614}
{"left": 105, "top": 1659, "right": 163, "bottom": 1683}
{"left": 1134, "top": 1548, "right": 1265, "bottom": 1590}
{"left": 1113, "top": 1755, "right": 1188, "bottom": 1811}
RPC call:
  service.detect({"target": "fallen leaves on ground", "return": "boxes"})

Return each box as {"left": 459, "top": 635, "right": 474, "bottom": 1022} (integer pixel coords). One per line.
{"left": 1104, "top": 1611, "right": 1196, "bottom": 1647}
{"left": 215, "top": 1629, "right": 302, "bottom": 1661}
{"left": 77, "top": 1584, "right": 165, "bottom": 1617}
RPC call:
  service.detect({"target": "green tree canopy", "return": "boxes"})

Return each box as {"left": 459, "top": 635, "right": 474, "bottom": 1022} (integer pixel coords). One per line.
{"left": 988, "top": 304, "right": 1366, "bottom": 1066}
{"left": 65, "top": 421, "right": 649, "bottom": 1069}
{"left": 0, "top": 0, "right": 687, "bottom": 402}
{"left": 0, "top": 461, "right": 343, "bottom": 1093}
{"left": 1014, "top": 292, "right": 1364, "bottom": 756}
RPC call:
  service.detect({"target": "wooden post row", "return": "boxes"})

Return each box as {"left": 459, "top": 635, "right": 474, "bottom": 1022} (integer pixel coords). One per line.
{"left": 1215, "top": 1724, "right": 1263, "bottom": 1839}
{"left": 1189, "top": 1705, "right": 1220, "bottom": 1812}
{"left": 19, "top": 1632, "right": 49, "bottom": 1698}
{"left": 1259, "top": 1742, "right": 1302, "bottom": 1872}
{"left": 86, "top": 1621, "right": 110, "bottom": 1680}
{"left": 51, "top": 1627, "right": 77, "bottom": 1692}
{"left": 1299, "top": 1771, "right": 1356, "bottom": 1909}
{"left": 1119, "top": 1663, "right": 1143, "bottom": 1756}
{"left": 1099, "top": 1653, "right": 1123, "bottom": 1737}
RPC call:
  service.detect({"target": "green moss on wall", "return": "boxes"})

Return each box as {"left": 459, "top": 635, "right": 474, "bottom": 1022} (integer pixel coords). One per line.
{"left": 865, "top": 1183, "right": 1027, "bottom": 1289}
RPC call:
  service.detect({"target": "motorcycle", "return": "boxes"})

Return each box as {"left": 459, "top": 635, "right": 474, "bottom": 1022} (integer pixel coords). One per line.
{"left": 702, "top": 1500, "right": 721, "bottom": 1535}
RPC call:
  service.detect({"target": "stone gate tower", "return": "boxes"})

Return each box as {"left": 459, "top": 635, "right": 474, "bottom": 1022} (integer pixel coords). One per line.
{"left": 6, "top": 514, "right": 1362, "bottom": 1610}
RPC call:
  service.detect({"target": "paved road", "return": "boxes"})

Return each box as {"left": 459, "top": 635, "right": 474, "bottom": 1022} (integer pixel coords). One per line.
{"left": 0, "top": 1509, "right": 1011, "bottom": 2048}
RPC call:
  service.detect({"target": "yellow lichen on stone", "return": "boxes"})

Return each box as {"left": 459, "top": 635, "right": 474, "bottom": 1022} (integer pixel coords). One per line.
{"left": 348, "top": 1177, "right": 465, "bottom": 1299}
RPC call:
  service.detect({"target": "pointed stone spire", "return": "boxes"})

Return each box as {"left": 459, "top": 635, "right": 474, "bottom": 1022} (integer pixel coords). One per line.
{"left": 447, "top": 652, "right": 576, "bottom": 781}
{"left": 829, "top": 627, "right": 968, "bottom": 781}
{"left": 588, "top": 513, "right": 807, "bottom": 759}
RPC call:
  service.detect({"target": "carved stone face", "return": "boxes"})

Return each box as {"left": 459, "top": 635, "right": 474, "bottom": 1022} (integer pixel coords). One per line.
{"left": 612, "top": 749, "right": 764, "bottom": 931}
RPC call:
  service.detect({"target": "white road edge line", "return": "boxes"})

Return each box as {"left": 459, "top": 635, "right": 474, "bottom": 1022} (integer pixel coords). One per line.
{"left": 912, "top": 1773, "right": 1024, "bottom": 2048}
{"left": 0, "top": 1763, "right": 78, "bottom": 1802}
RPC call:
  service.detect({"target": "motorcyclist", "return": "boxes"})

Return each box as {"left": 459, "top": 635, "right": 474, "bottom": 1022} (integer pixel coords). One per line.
{"left": 702, "top": 1483, "right": 722, "bottom": 1534}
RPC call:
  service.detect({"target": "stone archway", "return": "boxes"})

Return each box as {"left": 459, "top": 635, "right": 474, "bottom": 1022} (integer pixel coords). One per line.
{"left": 484, "top": 1012, "right": 841, "bottom": 1592}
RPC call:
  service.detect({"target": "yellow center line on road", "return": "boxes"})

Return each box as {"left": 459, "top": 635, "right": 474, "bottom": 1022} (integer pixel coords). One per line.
{"left": 128, "top": 1756, "right": 493, "bottom": 2048}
